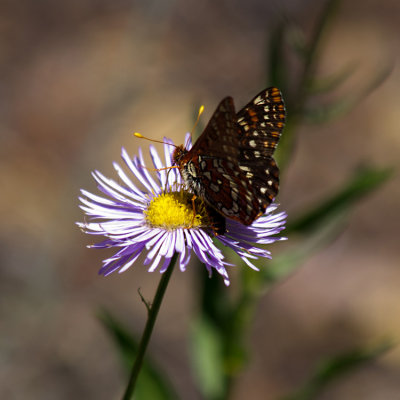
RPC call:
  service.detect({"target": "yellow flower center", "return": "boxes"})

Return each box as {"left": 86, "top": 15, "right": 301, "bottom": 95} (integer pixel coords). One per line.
{"left": 145, "top": 191, "right": 206, "bottom": 229}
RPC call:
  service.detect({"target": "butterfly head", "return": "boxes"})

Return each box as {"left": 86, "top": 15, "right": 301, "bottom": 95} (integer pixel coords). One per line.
{"left": 172, "top": 145, "right": 188, "bottom": 167}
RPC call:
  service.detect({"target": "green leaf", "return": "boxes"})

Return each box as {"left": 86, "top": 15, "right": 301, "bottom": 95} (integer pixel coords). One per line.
{"left": 307, "top": 62, "right": 358, "bottom": 94}
{"left": 305, "top": 64, "right": 393, "bottom": 124}
{"left": 281, "top": 341, "right": 394, "bottom": 400}
{"left": 98, "top": 308, "right": 177, "bottom": 400}
{"left": 190, "top": 316, "right": 226, "bottom": 400}
{"left": 304, "top": 97, "right": 353, "bottom": 124}
{"left": 276, "top": 0, "right": 345, "bottom": 165}
{"left": 286, "top": 166, "right": 393, "bottom": 235}
{"left": 197, "top": 258, "right": 233, "bottom": 328}
{"left": 304, "top": 0, "right": 342, "bottom": 65}
{"left": 193, "top": 260, "right": 252, "bottom": 398}
{"left": 98, "top": 308, "right": 139, "bottom": 369}
{"left": 261, "top": 216, "right": 344, "bottom": 284}
{"left": 256, "top": 166, "right": 392, "bottom": 285}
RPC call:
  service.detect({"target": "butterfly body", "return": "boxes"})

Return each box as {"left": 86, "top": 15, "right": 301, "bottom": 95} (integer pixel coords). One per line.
{"left": 172, "top": 87, "right": 285, "bottom": 228}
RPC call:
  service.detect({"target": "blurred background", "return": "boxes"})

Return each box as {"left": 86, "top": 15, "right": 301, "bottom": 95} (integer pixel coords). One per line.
{"left": 0, "top": 0, "right": 399, "bottom": 399}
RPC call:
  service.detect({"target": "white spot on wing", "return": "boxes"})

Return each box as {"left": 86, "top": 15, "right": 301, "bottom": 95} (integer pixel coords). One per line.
{"left": 231, "top": 201, "right": 239, "bottom": 212}
{"left": 246, "top": 204, "right": 253, "bottom": 215}
{"left": 210, "top": 183, "right": 220, "bottom": 192}
{"left": 231, "top": 190, "right": 238, "bottom": 201}
{"left": 221, "top": 207, "right": 232, "bottom": 216}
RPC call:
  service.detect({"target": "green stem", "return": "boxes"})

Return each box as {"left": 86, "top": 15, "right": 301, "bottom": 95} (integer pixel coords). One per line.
{"left": 122, "top": 252, "right": 178, "bottom": 400}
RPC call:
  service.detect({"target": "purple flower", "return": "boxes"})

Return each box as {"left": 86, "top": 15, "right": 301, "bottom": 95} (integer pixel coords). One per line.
{"left": 77, "top": 134, "right": 286, "bottom": 286}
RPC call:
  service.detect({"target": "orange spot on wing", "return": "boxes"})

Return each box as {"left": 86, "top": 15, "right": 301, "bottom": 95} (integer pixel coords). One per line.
{"left": 248, "top": 109, "right": 257, "bottom": 117}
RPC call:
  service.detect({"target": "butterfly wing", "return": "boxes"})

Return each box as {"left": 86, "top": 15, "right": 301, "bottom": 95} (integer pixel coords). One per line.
{"left": 236, "top": 87, "right": 286, "bottom": 210}
{"left": 195, "top": 156, "right": 262, "bottom": 225}
{"left": 179, "top": 88, "right": 285, "bottom": 225}
{"left": 190, "top": 97, "right": 240, "bottom": 162}
{"left": 186, "top": 97, "right": 262, "bottom": 224}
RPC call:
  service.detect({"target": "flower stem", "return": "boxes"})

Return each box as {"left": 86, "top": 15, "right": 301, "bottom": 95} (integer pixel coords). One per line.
{"left": 122, "top": 252, "right": 178, "bottom": 400}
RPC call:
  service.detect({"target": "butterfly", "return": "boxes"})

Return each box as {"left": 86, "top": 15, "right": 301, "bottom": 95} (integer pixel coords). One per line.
{"left": 172, "top": 87, "right": 285, "bottom": 234}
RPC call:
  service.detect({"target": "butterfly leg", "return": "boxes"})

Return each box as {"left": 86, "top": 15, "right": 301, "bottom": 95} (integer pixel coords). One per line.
{"left": 186, "top": 196, "right": 226, "bottom": 235}
{"left": 183, "top": 194, "right": 200, "bottom": 230}
{"left": 188, "top": 194, "right": 197, "bottom": 229}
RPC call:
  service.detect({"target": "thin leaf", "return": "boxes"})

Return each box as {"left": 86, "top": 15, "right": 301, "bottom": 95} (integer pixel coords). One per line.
{"left": 303, "top": 0, "right": 342, "bottom": 69}
{"left": 191, "top": 262, "right": 238, "bottom": 399}
{"left": 286, "top": 166, "right": 393, "bottom": 235}
{"left": 281, "top": 341, "right": 394, "bottom": 400}
{"left": 261, "top": 214, "right": 345, "bottom": 284}
{"left": 307, "top": 61, "right": 358, "bottom": 94}
{"left": 304, "top": 97, "right": 354, "bottom": 124}
{"left": 305, "top": 64, "right": 393, "bottom": 124}
{"left": 190, "top": 316, "right": 226, "bottom": 400}
{"left": 198, "top": 259, "right": 232, "bottom": 328}
{"left": 295, "top": 0, "right": 343, "bottom": 111}
{"left": 98, "top": 308, "right": 177, "bottom": 400}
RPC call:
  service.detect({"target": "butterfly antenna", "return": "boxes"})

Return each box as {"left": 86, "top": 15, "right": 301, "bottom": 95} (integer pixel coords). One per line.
{"left": 133, "top": 132, "right": 177, "bottom": 148}
{"left": 190, "top": 105, "right": 205, "bottom": 136}
{"left": 133, "top": 132, "right": 180, "bottom": 173}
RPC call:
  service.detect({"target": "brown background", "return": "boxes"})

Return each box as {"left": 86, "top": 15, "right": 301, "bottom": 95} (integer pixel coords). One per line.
{"left": 1, "top": 0, "right": 399, "bottom": 399}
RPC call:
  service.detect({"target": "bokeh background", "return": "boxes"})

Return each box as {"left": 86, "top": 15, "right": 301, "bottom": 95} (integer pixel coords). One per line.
{"left": 1, "top": 0, "right": 399, "bottom": 399}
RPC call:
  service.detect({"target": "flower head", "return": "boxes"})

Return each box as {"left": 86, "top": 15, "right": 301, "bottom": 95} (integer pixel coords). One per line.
{"left": 77, "top": 134, "right": 286, "bottom": 286}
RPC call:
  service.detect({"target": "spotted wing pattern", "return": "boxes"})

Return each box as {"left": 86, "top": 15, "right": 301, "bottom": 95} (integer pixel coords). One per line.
{"left": 236, "top": 87, "right": 285, "bottom": 211}
{"left": 194, "top": 156, "right": 261, "bottom": 225}
{"left": 173, "top": 87, "right": 285, "bottom": 227}
{"left": 189, "top": 97, "right": 240, "bottom": 164}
